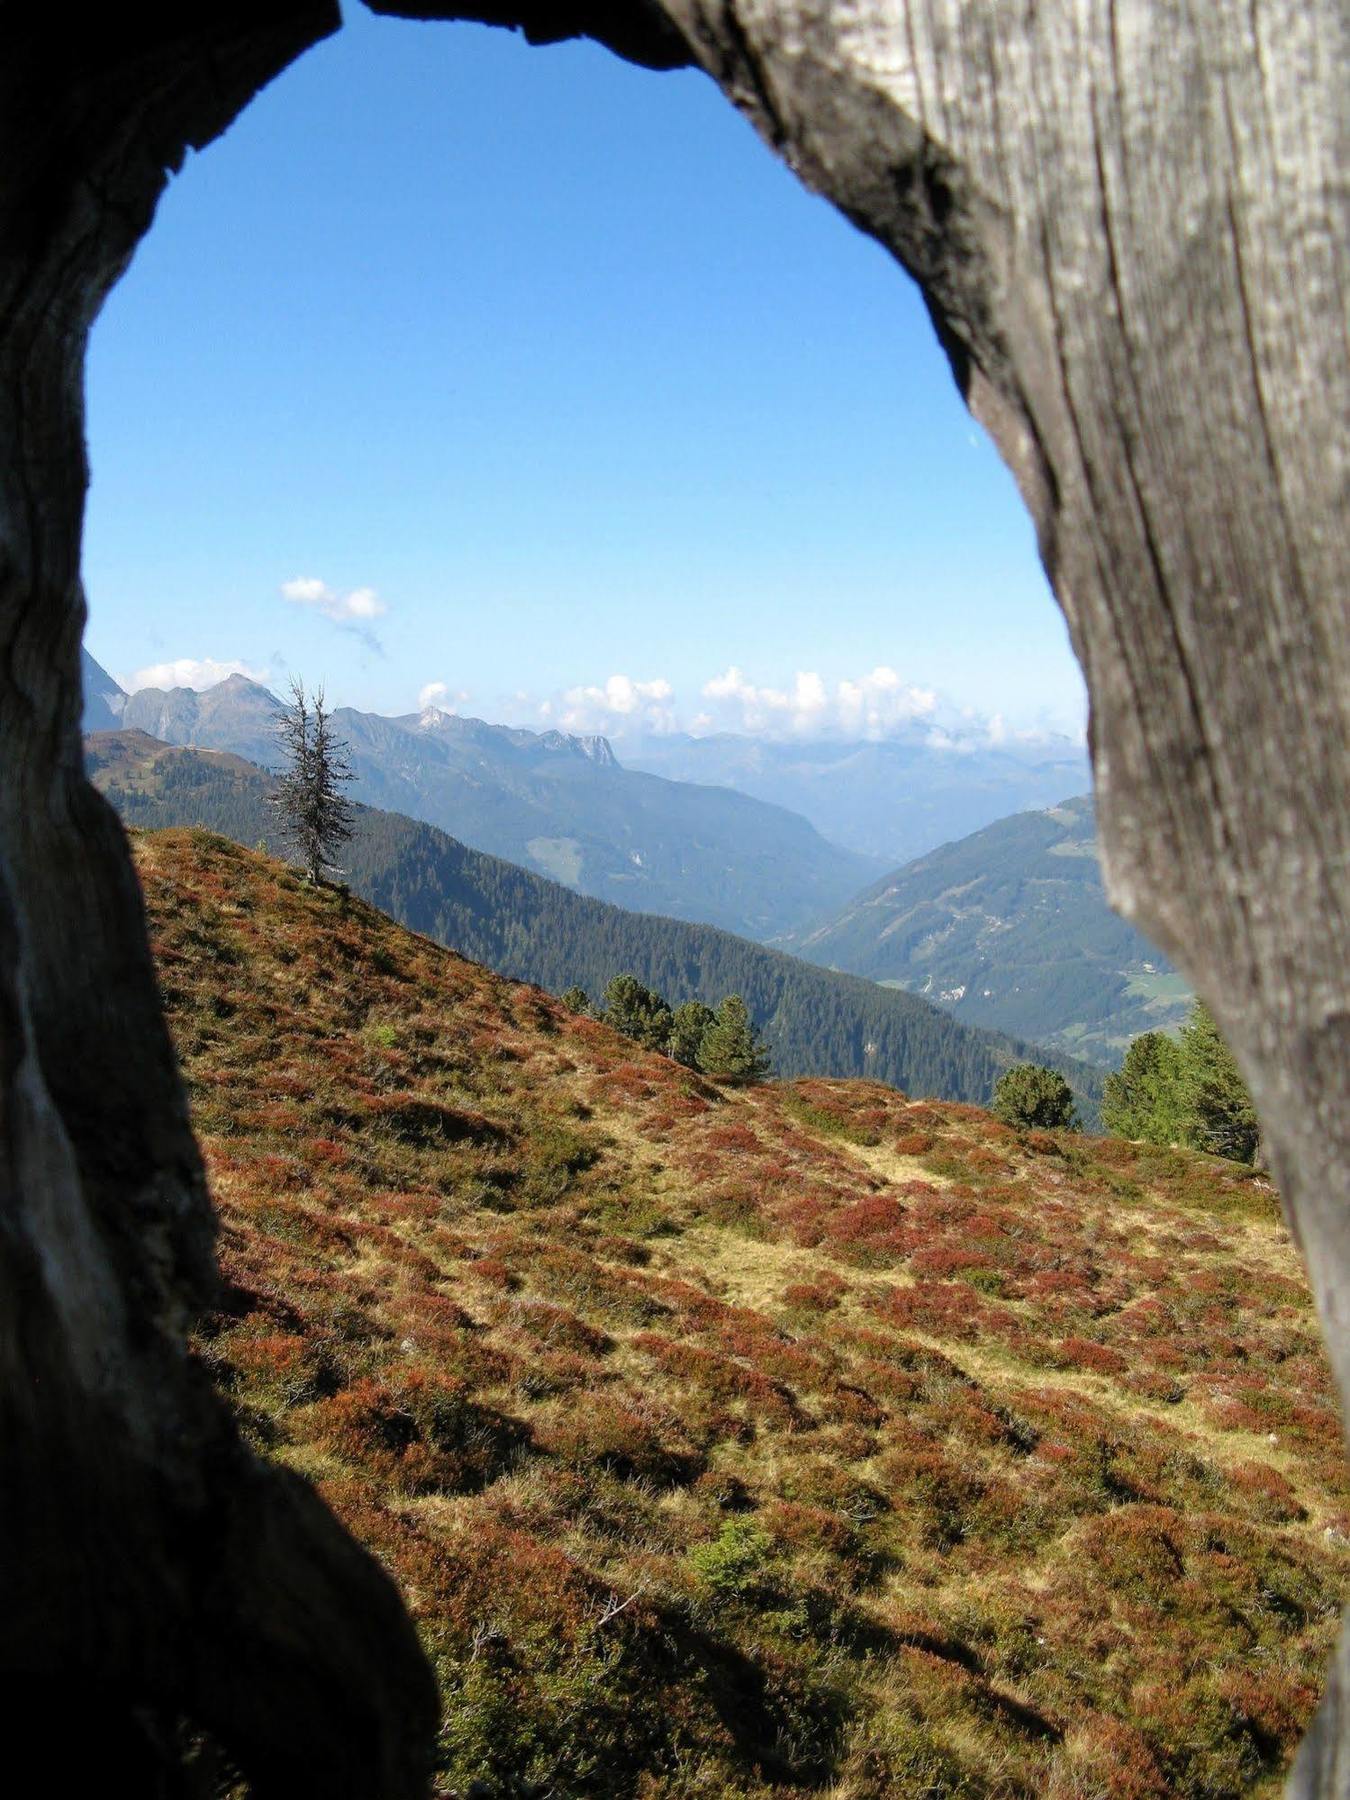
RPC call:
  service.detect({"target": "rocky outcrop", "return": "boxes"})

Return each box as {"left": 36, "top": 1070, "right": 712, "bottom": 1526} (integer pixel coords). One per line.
{"left": 1, "top": 2, "right": 1345, "bottom": 1792}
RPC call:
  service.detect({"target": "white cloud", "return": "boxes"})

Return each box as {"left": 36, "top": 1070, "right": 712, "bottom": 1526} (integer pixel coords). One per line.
{"left": 924, "top": 726, "right": 976, "bottom": 754}
{"left": 417, "top": 679, "right": 471, "bottom": 713}
{"left": 281, "top": 576, "right": 387, "bottom": 644}
{"left": 120, "top": 656, "right": 267, "bottom": 694}
{"left": 555, "top": 673, "right": 677, "bottom": 735}
{"left": 506, "top": 665, "right": 1082, "bottom": 750}
{"left": 699, "top": 664, "right": 938, "bottom": 739}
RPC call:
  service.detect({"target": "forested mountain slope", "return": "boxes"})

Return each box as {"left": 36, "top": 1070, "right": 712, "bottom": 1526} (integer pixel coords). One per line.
{"left": 106, "top": 669, "right": 880, "bottom": 939}
{"left": 135, "top": 827, "right": 1347, "bottom": 1798}
{"left": 88, "top": 730, "right": 1101, "bottom": 1114}
{"left": 788, "top": 797, "right": 1190, "bottom": 1064}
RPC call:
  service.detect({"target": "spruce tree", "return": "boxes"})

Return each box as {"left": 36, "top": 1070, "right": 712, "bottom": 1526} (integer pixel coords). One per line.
{"left": 1102, "top": 1031, "right": 1187, "bottom": 1143}
{"left": 697, "top": 995, "right": 770, "bottom": 1082}
{"left": 1179, "top": 1001, "right": 1260, "bottom": 1163}
{"left": 601, "top": 974, "right": 673, "bottom": 1051}
{"left": 271, "top": 679, "right": 355, "bottom": 885}
{"left": 669, "top": 999, "right": 715, "bottom": 1068}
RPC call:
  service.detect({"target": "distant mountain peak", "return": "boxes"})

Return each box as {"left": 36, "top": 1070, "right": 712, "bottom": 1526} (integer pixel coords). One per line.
{"left": 80, "top": 648, "right": 128, "bottom": 732}
{"left": 536, "top": 729, "right": 617, "bottom": 767}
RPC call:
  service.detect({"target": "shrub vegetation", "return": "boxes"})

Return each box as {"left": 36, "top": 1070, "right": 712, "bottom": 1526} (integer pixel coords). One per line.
{"left": 136, "top": 829, "right": 1347, "bottom": 1799}
{"left": 991, "top": 1063, "right": 1080, "bottom": 1130}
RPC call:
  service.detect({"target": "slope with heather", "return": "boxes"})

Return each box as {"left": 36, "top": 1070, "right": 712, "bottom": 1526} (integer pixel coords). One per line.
{"left": 141, "top": 829, "right": 1347, "bottom": 1799}
{"left": 89, "top": 730, "right": 1104, "bottom": 1114}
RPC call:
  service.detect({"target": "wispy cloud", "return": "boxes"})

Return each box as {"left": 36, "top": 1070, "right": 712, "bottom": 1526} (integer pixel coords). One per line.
{"left": 120, "top": 655, "right": 267, "bottom": 694}
{"left": 281, "top": 576, "right": 387, "bottom": 651}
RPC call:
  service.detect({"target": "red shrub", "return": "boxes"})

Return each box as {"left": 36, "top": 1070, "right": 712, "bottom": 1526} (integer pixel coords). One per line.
{"left": 1056, "top": 1336, "right": 1129, "bottom": 1377}
{"left": 1227, "top": 1459, "right": 1306, "bottom": 1523}
{"left": 892, "top": 1131, "right": 934, "bottom": 1155}
{"left": 782, "top": 1282, "right": 842, "bottom": 1313}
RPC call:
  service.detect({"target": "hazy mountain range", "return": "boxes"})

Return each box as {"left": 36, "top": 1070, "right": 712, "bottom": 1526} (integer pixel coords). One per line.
{"left": 625, "top": 728, "right": 1090, "bottom": 865}
{"left": 87, "top": 727, "right": 1104, "bottom": 1117}
{"left": 83, "top": 651, "right": 1170, "bottom": 1067}
{"left": 83, "top": 652, "right": 879, "bottom": 941}
{"left": 787, "top": 795, "right": 1189, "bottom": 1062}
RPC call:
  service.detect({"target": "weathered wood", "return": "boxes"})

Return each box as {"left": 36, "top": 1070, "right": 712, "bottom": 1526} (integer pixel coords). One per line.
{"left": 0, "top": 5, "right": 438, "bottom": 1793}
{"left": 639, "top": 10, "right": 1350, "bottom": 1774}
{"left": 0, "top": 0, "right": 1345, "bottom": 1789}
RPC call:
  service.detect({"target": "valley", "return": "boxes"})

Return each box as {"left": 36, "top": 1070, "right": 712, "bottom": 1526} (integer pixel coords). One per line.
{"left": 87, "top": 729, "right": 1103, "bottom": 1117}
{"left": 87, "top": 656, "right": 880, "bottom": 941}
{"left": 789, "top": 797, "right": 1190, "bottom": 1064}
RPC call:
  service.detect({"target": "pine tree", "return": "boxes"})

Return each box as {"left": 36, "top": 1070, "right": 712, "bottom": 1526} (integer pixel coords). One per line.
{"left": 1102, "top": 1031, "right": 1188, "bottom": 1143}
{"left": 1103, "top": 1004, "right": 1259, "bottom": 1164}
{"left": 697, "top": 995, "right": 771, "bottom": 1082}
{"left": 271, "top": 679, "right": 355, "bottom": 885}
{"left": 669, "top": 999, "right": 715, "bottom": 1068}
{"left": 559, "top": 986, "right": 590, "bottom": 1015}
{"left": 991, "top": 1063, "right": 1080, "bottom": 1130}
{"left": 601, "top": 974, "right": 673, "bottom": 1052}
{"left": 1178, "top": 1001, "right": 1260, "bottom": 1163}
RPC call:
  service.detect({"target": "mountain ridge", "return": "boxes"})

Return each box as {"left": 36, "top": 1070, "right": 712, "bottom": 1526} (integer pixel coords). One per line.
{"left": 97, "top": 664, "right": 882, "bottom": 939}
{"left": 87, "top": 728, "right": 1105, "bottom": 1116}
{"left": 626, "top": 728, "right": 1091, "bottom": 866}
{"left": 787, "top": 795, "right": 1189, "bottom": 1064}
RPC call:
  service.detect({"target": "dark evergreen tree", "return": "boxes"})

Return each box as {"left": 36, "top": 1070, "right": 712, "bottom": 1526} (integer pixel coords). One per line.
{"left": 559, "top": 986, "right": 590, "bottom": 1015}
{"left": 601, "top": 974, "right": 674, "bottom": 1052}
{"left": 668, "top": 1000, "right": 715, "bottom": 1068}
{"left": 698, "top": 995, "right": 771, "bottom": 1082}
{"left": 1103, "top": 1004, "right": 1259, "bottom": 1164}
{"left": 270, "top": 680, "right": 354, "bottom": 885}
{"left": 992, "top": 1063, "right": 1080, "bottom": 1130}
{"left": 1101, "top": 1030, "right": 1187, "bottom": 1142}
{"left": 1179, "top": 1001, "right": 1260, "bottom": 1164}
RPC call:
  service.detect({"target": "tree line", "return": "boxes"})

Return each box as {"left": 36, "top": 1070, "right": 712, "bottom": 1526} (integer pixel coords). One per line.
{"left": 560, "top": 975, "right": 770, "bottom": 1081}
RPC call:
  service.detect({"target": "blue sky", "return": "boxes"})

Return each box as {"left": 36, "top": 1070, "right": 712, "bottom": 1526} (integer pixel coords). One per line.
{"left": 83, "top": 4, "right": 1085, "bottom": 744}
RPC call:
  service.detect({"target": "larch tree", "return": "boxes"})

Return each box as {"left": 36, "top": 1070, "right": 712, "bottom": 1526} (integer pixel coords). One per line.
{"left": 271, "top": 679, "right": 356, "bottom": 886}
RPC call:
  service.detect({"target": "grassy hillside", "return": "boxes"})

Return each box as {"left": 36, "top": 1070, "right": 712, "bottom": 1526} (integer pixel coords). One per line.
{"left": 141, "top": 828, "right": 1346, "bottom": 1798}
{"left": 89, "top": 731, "right": 1104, "bottom": 1116}
{"left": 789, "top": 797, "right": 1191, "bottom": 1065}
